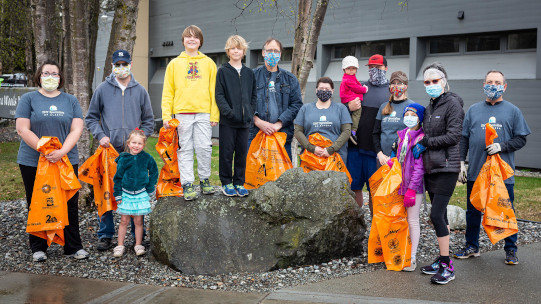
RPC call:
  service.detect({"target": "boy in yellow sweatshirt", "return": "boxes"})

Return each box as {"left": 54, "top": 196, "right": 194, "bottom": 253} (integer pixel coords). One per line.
{"left": 161, "top": 25, "right": 219, "bottom": 200}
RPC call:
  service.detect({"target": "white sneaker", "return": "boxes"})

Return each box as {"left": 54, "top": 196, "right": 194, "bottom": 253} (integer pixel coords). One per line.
{"left": 134, "top": 245, "right": 146, "bottom": 256}
{"left": 113, "top": 245, "right": 125, "bottom": 257}
{"left": 32, "top": 251, "right": 47, "bottom": 262}
{"left": 403, "top": 260, "right": 417, "bottom": 272}
{"left": 66, "top": 249, "right": 89, "bottom": 260}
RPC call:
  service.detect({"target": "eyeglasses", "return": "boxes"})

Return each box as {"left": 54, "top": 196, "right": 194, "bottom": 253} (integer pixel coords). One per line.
{"left": 264, "top": 49, "right": 281, "bottom": 54}
{"left": 423, "top": 79, "right": 441, "bottom": 86}
{"left": 41, "top": 71, "right": 60, "bottom": 78}
{"left": 113, "top": 63, "right": 130, "bottom": 67}
{"left": 390, "top": 82, "right": 405, "bottom": 86}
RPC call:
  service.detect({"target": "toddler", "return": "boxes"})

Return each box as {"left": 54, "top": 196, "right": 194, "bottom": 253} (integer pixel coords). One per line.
{"left": 340, "top": 55, "right": 368, "bottom": 145}
{"left": 113, "top": 129, "right": 158, "bottom": 257}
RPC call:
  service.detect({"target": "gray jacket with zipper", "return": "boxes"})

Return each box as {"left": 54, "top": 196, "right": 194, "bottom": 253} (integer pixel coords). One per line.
{"left": 86, "top": 74, "right": 154, "bottom": 153}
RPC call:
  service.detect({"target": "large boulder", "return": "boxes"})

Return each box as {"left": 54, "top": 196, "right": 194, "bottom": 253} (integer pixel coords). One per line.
{"left": 150, "top": 168, "right": 365, "bottom": 275}
{"left": 447, "top": 205, "right": 467, "bottom": 230}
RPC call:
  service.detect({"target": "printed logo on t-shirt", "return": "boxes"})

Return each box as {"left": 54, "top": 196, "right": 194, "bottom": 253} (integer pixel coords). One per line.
{"left": 390, "top": 111, "right": 396, "bottom": 117}
{"left": 269, "top": 81, "right": 276, "bottom": 93}
{"left": 483, "top": 116, "right": 503, "bottom": 130}
{"left": 314, "top": 115, "right": 332, "bottom": 128}
{"left": 186, "top": 62, "right": 201, "bottom": 80}
{"left": 384, "top": 111, "right": 401, "bottom": 123}
{"left": 42, "top": 105, "right": 65, "bottom": 117}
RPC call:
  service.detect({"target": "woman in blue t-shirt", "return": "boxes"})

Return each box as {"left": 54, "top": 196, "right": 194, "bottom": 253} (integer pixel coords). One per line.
{"left": 15, "top": 60, "right": 88, "bottom": 262}
{"left": 372, "top": 71, "right": 414, "bottom": 167}
{"left": 294, "top": 77, "right": 352, "bottom": 164}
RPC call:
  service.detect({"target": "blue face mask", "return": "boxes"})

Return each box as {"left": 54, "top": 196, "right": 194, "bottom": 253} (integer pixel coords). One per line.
{"left": 484, "top": 84, "right": 505, "bottom": 100}
{"left": 425, "top": 84, "right": 443, "bottom": 98}
{"left": 264, "top": 52, "right": 280, "bottom": 67}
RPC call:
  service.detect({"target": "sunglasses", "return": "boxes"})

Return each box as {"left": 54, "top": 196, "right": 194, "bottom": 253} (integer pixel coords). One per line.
{"left": 113, "top": 63, "right": 130, "bottom": 67}
{"left": 423, "top": 79, "right": 441, "bottom": 86}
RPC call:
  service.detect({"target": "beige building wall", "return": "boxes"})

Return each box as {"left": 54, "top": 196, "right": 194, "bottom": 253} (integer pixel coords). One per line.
{"left": 131, "top": 0, "right": 149, "bottom": 90}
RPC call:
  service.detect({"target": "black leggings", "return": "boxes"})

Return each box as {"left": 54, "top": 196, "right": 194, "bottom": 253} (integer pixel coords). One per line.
{"left": 429, "top": 192, "right": 450, "bottom": 237}
{"left": 20, "top": 164, "right": 83, "bottom": 255}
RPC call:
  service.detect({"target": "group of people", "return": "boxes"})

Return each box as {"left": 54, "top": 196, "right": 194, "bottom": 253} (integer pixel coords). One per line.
{"left": 15, "top": 24, "right": 531, "bottom": 286}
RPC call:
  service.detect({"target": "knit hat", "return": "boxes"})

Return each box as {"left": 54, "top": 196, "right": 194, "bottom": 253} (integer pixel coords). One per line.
{"left": 342, "top": 56, "right": 359, "bottom": 70}
{"left": 390, "top": 71, "right": 408, "bottom": 85}
{"left": 403, "top": 103, "right": 425, "bottom": 123}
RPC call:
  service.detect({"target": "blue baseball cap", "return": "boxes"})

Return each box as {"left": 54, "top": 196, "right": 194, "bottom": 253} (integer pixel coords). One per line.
{"left": 112, "top": 49, "right": 131, "bottom": 64}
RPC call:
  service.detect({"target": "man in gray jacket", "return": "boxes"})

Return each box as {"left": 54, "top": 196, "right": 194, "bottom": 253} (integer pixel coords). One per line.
{"left": 86, "top": 49, "right": 154, "bottom": 251}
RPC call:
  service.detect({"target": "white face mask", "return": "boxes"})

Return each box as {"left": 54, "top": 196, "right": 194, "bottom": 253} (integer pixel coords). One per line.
{"left": 113, "top": 64, "right": 131, "bottom": 79}
{"left": 41, "top": 76, "right": 60, "bottom": 92}
{"left": 403, "top": 115, "right": 419, "bottom": 129}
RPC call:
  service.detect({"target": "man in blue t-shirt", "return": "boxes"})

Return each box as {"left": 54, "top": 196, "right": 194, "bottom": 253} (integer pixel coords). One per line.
{"left": 455, "top": 70, "right": 531, "bottom": 265}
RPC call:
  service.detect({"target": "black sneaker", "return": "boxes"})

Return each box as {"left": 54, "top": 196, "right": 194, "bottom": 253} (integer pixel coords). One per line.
{"left": 97, "top": 238, "right": 112, "bottom": 251}
{"left": 505, "top": 249, "right": 519, "bottom": 265}
{"left": 431, "top": 260, "right": 455, "bottom": 284}
{"left": 454, "top": 245, "right": 480, "bottom": 259}
{"left": 421, "top": 257, "right": 441, "bottom": 275}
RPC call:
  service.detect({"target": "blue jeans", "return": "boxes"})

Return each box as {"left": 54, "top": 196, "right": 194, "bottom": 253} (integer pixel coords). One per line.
{"left": 97, "top": 210, "right": 146, "bottom": 239}
{"left": 466, "top": 181, "right": 517, "bottom": 251}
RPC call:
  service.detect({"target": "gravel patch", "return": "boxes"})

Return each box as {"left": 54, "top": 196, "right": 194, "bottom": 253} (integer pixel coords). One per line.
{"left": 2, "top": 193, "right": 541, "bottom": 293}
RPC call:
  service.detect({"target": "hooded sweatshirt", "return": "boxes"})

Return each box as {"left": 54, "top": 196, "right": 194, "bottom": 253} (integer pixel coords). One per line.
{"left": 86, "top": 74, "right": 154, "bottom": 153}
{"left": 161, "top": 51, "right": 219, "bottom": 122}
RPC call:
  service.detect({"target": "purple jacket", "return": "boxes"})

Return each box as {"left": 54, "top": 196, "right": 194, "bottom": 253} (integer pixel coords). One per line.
{"left": 396, "top": 127, "right": 425, "bottom": 195}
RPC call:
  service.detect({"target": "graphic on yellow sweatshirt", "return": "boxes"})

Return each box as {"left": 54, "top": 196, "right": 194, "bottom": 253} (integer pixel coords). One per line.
{"left": 161, "top": 51, "right": 219, "bottom": 122}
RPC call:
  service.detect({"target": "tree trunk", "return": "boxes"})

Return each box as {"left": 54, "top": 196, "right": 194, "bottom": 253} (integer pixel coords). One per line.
{"left": 69, "top": 0, "right": 100, "bottom": 205}
{"left": 102, "top": 0, "right": 140, "bottom": 80}
{"left": 61, "top": 0, "right": 72, "bottom": 93}
{"left": 289, "top": 0, "right": 329, "bottom": 168}
{"left": 31, "top": 0, "right": 59, "bottom": 65}
{"left": 24, "top": 0, "right": 35, "bottom": 86}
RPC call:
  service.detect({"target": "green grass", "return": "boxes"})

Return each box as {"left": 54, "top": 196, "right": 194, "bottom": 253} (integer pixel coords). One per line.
{"left": 0, "top": 142, "right": 26, "bottom": 201}
{"left": 447, "top": 176, "right": 541, "bottom": 222}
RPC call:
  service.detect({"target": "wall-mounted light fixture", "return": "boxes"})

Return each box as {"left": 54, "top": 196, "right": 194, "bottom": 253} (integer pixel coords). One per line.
{"left": 457, "top": 11, "right": 465, "bottom": 20}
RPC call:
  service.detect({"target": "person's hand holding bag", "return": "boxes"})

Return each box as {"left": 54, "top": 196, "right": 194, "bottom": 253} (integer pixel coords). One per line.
{"left": 404, "top": 189, "right": 416, "bottom": 207}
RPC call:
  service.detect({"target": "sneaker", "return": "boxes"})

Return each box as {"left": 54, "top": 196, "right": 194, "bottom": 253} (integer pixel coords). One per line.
{"left": 97, "top": 237, "right": 113, "bottom": 251}
{"left": 183, "top": 183, "right": 197, "bottom": 201}
{"left": 402, "top": 260, "right": 416, "bottom": 272}
{"left": 66, "top": 249, "right": 89, "bottom": 260}
{"left": 222, "top": 184, "right": 237, "bottom": 197}
{"left": 200, "top": 179, "right": 215, "bottom": 195}
{"left": 430, "top": 260, "right": 455, "bottom": 284}
{"left": 113, "top": 245, "right": 125, "bottom": 257}
{"left": 454, "top": 245, "right": 480, "bottom": 259}
{"left": 234, "top": 185, "right": 249, "bottom": 197}
{"left": 421, "top": 257, "right": 441, "bottom": 275}
{"left": 350, "top": 134, "right": 358, "bottom": 145}
{"left": 505, "top": 249, "right": 519, "bottom": 265}
{"left": 134, "top": 245, "right": 146, "bottom": 256}
{"left": 32, "top": 251, "right": 47, "bottom": 262}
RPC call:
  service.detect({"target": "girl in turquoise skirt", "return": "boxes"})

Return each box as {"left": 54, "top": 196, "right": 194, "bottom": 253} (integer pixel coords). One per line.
{"left": 113, "top": 129, "right": 159, "bottom": 257}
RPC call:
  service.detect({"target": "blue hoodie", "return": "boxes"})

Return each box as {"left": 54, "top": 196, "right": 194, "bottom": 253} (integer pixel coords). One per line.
{"left": 86, "top": 74, "right": 154, "bottom": 152}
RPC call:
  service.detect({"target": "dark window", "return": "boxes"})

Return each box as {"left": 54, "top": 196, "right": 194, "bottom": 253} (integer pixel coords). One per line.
{"left": 508, "top": 30, "right": 537, "bottom": 50}
{"left": 282, "top": 48, "right": 293, "bottom": 61}
{"left": 360, "top": 42, "right": 386, "bottom": 57}
{"left": 466, "top": 34, "right": 500, "bottom": 52}
{"left": 429, "top": 37, "right": 460, "bottom": 54}
{"left": 159, "top": 58, "right": 168, "bottom": 68}
{"left": 391, "top": 39, "right": 409, "bottom": 56}
{"left": 334, "top": 45, "right": 356, "bottom": 58}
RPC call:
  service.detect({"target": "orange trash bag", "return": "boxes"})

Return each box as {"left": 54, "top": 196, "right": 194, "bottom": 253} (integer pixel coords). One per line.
{"left": 155, "top": 119, "right": 183, "bottom": 197}
{"left": 244, "top": 130, "right": 293, "bottom": 189}
{"left": 367, "top": 158, "right": 412, "bottom": 271}
{"left": 470, "top": 123, "right": 518, "bottom": 244}
{"left": 78, "top": 146, "right": 119, "bottom": 217}
{"left": 26, "top": 137, "right": 82, "bottom": 246}
{"left": 299, "top": 133, "right": 352, "bottom": 184}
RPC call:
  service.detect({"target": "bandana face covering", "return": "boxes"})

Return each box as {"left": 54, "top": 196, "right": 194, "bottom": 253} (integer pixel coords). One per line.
{"left": 483, "top": 84, "right": 505, "bottom": 100}
{"left": 264, "top": 52, "right": 281, "bottom": 67}
{"left": 113, "top": 65, "right": 131, "bottom": 79}
{"left": 316, "top": 90, "right": 333, "bottom": 102}
{"left": 41, "top": 76, "right": 60, "bottom": 92}
{"left": 368, "top": 68, "right": 388, "bottom": 86}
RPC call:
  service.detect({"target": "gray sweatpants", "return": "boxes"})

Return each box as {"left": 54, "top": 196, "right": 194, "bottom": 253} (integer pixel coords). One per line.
{"left": 175, "top": 113, "right": 212, "bottom": 185}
